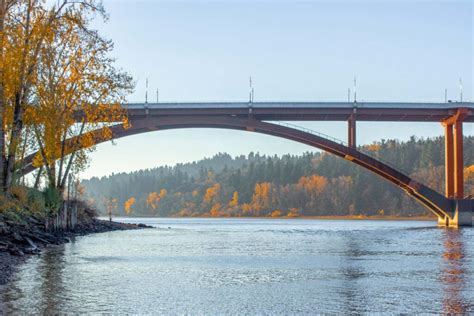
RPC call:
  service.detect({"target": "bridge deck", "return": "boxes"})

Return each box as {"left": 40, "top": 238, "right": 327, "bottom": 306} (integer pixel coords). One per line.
{"left": 124, "top": 102, "right": 474, "bottom": 122}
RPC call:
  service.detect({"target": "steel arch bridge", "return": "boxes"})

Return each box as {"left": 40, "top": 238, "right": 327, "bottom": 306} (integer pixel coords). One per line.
{"left": 19, "top": 101, "right": 474, "bottom": 226}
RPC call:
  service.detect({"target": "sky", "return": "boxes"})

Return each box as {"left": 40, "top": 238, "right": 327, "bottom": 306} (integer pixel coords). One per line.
{"left": 81, "top": 0, "right": 473, "bottom": 179}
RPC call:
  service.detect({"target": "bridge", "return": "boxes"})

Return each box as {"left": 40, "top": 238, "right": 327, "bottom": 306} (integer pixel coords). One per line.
{"left": 22, "top": 101, "right": 474, "bottom": 227}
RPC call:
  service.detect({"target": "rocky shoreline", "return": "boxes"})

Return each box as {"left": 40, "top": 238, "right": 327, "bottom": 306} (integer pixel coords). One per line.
{"left": 0, "top": 218, "right": 151, "bottom": 286}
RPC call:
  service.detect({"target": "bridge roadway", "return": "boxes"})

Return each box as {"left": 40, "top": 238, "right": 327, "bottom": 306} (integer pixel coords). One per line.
{"left": 122, "top": 101, "right": 474, "bottom": 122}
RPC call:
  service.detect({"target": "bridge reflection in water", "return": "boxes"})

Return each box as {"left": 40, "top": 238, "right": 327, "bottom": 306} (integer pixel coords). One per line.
{"left": 441, "top": 229, "right": 471, "bottom": 314}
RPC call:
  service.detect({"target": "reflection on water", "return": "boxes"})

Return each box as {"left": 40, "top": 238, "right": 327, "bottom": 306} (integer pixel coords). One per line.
{"left": 1, "top": 218, "right": 473, "bottom": 314}
{"left": 340, "top": 236, "right": 367, "bottom": 314}
{"left": 441, "top": 229, "right": 470, "bottom": 314}
{"left": 39, "top": 247, "right": 67, "bottom": 314}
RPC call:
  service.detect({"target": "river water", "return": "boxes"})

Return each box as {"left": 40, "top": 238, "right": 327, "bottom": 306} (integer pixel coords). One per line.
{"left": 1, "top": 218, "right": 473, "bottom": 314}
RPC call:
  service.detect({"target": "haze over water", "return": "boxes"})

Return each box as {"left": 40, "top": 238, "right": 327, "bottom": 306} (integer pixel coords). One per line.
{"left": 2, "top": 218, "right": 473, "bottom": 314}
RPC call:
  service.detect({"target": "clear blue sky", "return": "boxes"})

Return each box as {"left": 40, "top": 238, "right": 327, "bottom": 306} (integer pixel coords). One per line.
{"left": 82, "top": 0, "right": 473, "bottom": 179}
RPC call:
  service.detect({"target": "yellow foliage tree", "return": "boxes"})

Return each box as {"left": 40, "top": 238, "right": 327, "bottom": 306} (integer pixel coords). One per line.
{"left": 271, "top": 210, "right": 282, "bottom": 217}
{"left": 147, "top": 192, "right": 159, "bottom": 210}
{"left": 210, "top": 203, "right": 221, "bottom": 217}
{"left": 297, "top": 175, "right": 328, "bottom": 194}
{"left": 26, "top": 6, "right": 133, "bottom": 193}
{"left": 146, "top": 189, "right": 167, "bottom": 212}
{"left": 251, "top": 182, "right": 273, "bottom": 216}
{"left": 366, "top": 143, "right": 381, "bottom": 152}
{"left": 228, "top": 191, "right": 239, "bottom": 208}
{"left": 1, "top": 0, "right": 116, "bottom": 191}
{"left": 465, "top": 165, "right": 474, "bottom": 197}
{"left": 124, "top": 197, "right": 136, "bottom": 215}
{"left": 204, "top": 183, "right": 220, "bottom": 203}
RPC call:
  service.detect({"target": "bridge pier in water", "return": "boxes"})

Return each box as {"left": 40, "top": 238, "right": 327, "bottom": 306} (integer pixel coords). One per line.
{"left": 438, "top": 200, "right": 473, "bottom": 227}
{"left": 439, "top": 108, "right": 472, "bottom": 227}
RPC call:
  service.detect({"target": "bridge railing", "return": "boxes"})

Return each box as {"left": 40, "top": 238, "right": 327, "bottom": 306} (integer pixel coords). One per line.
{"left": 271, "top": 121, "right": 412, "bottom": 176}
{"left": 271, "top": 121, "right": 348, "bottom": 146}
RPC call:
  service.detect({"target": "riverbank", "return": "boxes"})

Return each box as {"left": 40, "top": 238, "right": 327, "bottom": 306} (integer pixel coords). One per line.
{"left": 0, "top": 218, "right": 151, "bottom": 286}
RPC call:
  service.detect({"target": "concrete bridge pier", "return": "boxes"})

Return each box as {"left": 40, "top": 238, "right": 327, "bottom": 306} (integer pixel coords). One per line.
{"left": 438, "top": 200, "right": 473, "bottom": 227}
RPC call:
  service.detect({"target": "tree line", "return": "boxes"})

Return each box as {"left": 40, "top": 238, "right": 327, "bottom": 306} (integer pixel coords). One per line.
{"left": 82, "top": 136, "right": 474, "bottom": 218}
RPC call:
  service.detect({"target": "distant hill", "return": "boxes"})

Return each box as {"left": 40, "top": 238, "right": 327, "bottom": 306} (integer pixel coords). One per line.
{"left": 82, "top": 136, "right": 474, "bottom": 218}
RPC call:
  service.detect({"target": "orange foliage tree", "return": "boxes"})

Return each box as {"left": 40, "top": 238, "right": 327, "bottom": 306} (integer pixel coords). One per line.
{"left": 465, "top": 165, "right": 474, "bottom": 197}
{"left": 26, "top": 4, "right": 133, "bottom": 193}
{"left": 203, "top": 183, "right": 222, "bottom": 215}
{"left": 250, "top": 182, "right": 274, "bottom": 216}
{"left": 124, "top": 197, "right": 136, "bottom": 215}
{"left": 1, "top": 1, "right": 128, "bottom": 192}
{"left": 146, "top": 189, "right": 167, "bottom": 213}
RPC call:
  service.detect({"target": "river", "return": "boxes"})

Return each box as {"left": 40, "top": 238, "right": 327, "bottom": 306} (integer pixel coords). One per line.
{"left": 1, "top": 218, "right": 473, "bottom": 314}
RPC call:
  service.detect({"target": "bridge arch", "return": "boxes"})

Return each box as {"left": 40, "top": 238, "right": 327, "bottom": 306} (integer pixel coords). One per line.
{"left": 20, "top": 115, "right": 454, "bottom": 220}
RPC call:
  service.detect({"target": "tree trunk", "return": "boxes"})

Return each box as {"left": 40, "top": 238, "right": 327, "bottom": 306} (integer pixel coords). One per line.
{"left": 0, "top": 0, "right": 6, "bottom": 192}
{"left": 5, "top": 91, "right": 25, "bottom": 188}
{"left": 34, "top": 165, "right": 43, "bottom": 189}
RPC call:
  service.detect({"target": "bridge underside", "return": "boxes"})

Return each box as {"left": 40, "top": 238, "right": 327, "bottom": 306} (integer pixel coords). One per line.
{"left": 21, "top": 115, "right": 473, "bottom": 227}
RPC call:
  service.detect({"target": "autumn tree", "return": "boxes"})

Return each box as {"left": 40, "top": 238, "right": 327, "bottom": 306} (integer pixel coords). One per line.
{"left": 465, "top": 165, "right": 474, "bottom": 197}
{"left": 203, "top": 183, "right": 220, "bottom": 204}
{"left": 250, "top": 182, "right": 274, "bottom": 216}
{"left": 25, "top": 2, "right": 132, "bottom": 194}
{"left": 1, "top": 0, "right": 112, "bottom": 191}
{"left": 227, "top": 191, "right": 239, "bottom": 214}
{"left": 203, "top": 183, "right": 221, "bottom": 215}
{"left": 124, "top": 197, "right": 135, "bottom": 215}
{"left": 146, "top": 189, "right": 167, "bottom": 214}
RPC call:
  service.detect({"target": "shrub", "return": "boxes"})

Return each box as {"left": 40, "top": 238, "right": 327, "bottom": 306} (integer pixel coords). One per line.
{"left": 10, "top": 186, "right": 29, "bottom": 205}
{"left": 271, "top": 210, "right": 282, "bottom": 217}
{"left": 0, "top": 195, "right": 29, "bottom": 224}
{"left": 27, "top": 188, "right": 47, "bottom": 217}
{"left": 43, "top": 186, "right": 61, "bottom": 214}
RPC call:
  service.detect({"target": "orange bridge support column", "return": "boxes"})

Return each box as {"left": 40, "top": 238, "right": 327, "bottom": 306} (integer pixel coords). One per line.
{"left": 441, "top": 108, "right": 471, "bottom": 227}
{"left": 453, "top": 119, "right": 464, "bottom": 200}
{"left": 444, "top": 123, "right": 454, "bottom": 199}
{"left": 348, "top": 114, "right": 356, "bottom": 148}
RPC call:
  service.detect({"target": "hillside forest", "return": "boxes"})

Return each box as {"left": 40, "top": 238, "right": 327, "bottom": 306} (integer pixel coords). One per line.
{"left": 82, "top": 136, "right": 474, "bottom": 218}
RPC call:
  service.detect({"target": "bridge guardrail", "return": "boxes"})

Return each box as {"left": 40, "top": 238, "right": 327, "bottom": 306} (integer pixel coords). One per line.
{"left": 271, "top": 121, "right": 412, "bottom": 176}
{"left": 271, "top": 121, "right": 348, "bottom": 146}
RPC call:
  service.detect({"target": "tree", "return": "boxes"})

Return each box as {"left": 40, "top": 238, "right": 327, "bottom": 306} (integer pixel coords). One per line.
{"left": 465, "top": 165, "right": 474, "bottom": 197}
{"left": 203, "top": 183, "right": 220, "bottom": 203}
{"left": 146, "top": 189, "right": 167, "bottom": 214}
{"left": 124, "top": 197, "right": 135, "bottom": 215}
{"left": 227, "top": 191, "right": 239, "bottom": 214}
{"left": 26, "top": 1, "right": 132, "bottom": 194}
{"left": 251, "top": 182, "right": 273, "bottom": 216}
{"left": 1, "top": 0, "right": 110, "bottom": 191}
